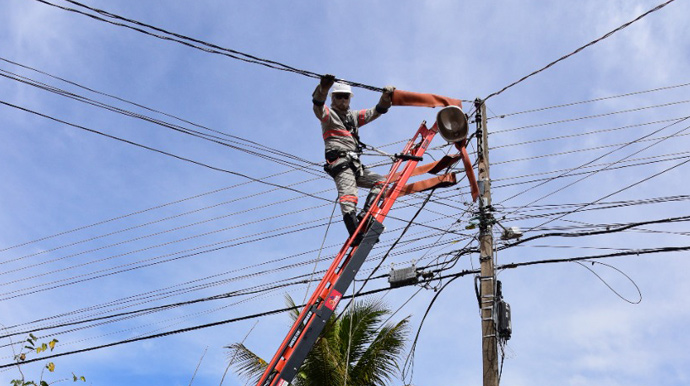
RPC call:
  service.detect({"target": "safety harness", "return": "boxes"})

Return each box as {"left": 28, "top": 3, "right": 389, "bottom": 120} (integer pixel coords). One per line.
{"left": 323, "top": 110, "right": 365, "bottom": 179}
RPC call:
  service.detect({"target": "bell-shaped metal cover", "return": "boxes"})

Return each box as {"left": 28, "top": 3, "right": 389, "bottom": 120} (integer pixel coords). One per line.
{"left": 436, "top": 106, "right": 468, "bottom": 143}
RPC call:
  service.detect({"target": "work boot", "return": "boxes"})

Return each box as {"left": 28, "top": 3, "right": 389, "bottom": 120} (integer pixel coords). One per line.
{"left": 362, "top": 191, "right": 379, "bottom": 215}
{"left": 343, "top": 212, "right": 359, "bottom": 236}
{"left": 343, "top": 211, "right": 364, "bottom": 246}
{"left": 357, "top": 210, "right": 374, "bottom": 234}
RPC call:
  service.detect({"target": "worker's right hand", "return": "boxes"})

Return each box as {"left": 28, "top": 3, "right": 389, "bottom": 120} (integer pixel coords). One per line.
{"left": 320, "top": 74, "right": 336, "bottom": 90}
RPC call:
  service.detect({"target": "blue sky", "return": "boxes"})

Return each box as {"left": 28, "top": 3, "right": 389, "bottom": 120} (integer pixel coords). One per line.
{"left": 1, "top": 1, "right": 689, "bottom": 385}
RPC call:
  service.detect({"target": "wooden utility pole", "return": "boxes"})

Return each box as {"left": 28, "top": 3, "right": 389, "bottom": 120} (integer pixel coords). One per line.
{"left": 475, "top": 98, "right": 498, "bottom": 386}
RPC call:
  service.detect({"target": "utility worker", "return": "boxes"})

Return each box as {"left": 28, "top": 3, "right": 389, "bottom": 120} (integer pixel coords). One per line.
{"left": 312, "top": 74, "right": 395, "bottom": 236}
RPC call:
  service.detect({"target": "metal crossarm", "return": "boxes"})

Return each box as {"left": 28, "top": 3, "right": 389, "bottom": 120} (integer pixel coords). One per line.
{"left": 255, "top": 122, "right": 439, "bottom": 386}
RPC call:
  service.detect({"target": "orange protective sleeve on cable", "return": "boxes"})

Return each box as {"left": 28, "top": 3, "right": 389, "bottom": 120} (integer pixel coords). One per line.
{"left": 391, "top": 90, "right": 462, "bottom": 108}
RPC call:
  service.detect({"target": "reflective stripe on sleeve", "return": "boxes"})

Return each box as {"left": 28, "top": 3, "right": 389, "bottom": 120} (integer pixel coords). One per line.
{"left": 323, "top": 129, "right": 353, "bottom": 139}
{"left": 358, "top": 109, "right": 366, "bottom": 126}
{"left": 321, "top": 106, "right": 331, "bottom": 123}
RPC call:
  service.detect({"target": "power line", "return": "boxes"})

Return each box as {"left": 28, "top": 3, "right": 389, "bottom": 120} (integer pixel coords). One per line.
{"left": 0, "top": 283, "right": 398, "bottom": 369}
{"left": 498, "top": 216, "right": 690, "bottom": 250}
{"left": 0, "top": 69, "right": 321, "bottom": 173}
{"left": 492, "top": 152, "right": 690, "bottom": 186}
{"left": 489, "top": 81, "right": 690, "bottom": 119}
{"left": 32, "top": 0, "right": 383, "bottom": 93}
{"left": 0, "top": 230, "right": 464, "bottom": 347}
{"left": 525, "top": 156, "right": 690, "bottom": 232}
{"left": 495, "top": 117, "right": 690, "bottom": 206}
{"left": 497, "top": 245, "right": 690, "bottom": 270}
{"left": 1, "top": 98, "right": 458, "bottom": 257}
{"left": 490, "top": 116, "right": 689, "bottom": 150}
{"left": 0, "top": 56, "right": 315, "bottom": 167}
{"left": 483, "top": 0, "right": 678, "bottom": 101}
{"left": 0, "top": 203, "right": 332, "bottom": 287}
{"left": 0, "top": 173, "right": 317, "bottom": 255}
{"left": 0, "top": 99, "right": 335, "bottom": 203}
{"left": 492, "top": 100, "right": 690, "bottom": 134}
{"left": 0, "top": 213, "right": 461, "bottom": 303}
{"left": 0, "top": 194, "right": 466, "bottom": 298}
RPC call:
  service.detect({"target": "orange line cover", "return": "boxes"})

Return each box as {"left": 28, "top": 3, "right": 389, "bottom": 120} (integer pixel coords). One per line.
{"left": 392, "top": 90, "right": 462, "bottom": 108}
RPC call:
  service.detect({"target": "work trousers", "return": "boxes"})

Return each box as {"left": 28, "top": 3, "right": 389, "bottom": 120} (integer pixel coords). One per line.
{"left": 334, "top": 163, "right": 386, "bottom": 215}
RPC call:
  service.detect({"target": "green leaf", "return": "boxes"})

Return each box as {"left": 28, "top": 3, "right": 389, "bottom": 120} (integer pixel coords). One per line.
{"left": 46, "top": 362, "right": 55, "bottom": 372}
{"left": 40, "top": 381, "right": 49, "bottom": 386}
{"left": 29, "top": 333, "right": 38, "bottom": 341}
{"left": 72, "top": 373, "right": 87, "bottom": 382}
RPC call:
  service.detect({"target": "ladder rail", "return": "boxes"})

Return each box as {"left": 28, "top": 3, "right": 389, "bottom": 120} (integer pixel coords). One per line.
{"left": 255, "top": 122, "right": 438, "bottom": 386}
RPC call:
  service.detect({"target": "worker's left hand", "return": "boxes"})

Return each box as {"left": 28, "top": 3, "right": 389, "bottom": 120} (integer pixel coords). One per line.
{"left": 379, "top": 85, "right": 396, "bottom": 108}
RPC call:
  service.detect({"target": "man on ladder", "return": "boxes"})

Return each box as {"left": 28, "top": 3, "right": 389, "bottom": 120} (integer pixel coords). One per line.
{"left": 312, "top": 74, "right": 396, "bottom": 236}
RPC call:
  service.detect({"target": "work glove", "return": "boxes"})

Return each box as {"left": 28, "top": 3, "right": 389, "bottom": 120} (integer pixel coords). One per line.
{"left": 314, "top": 74, "right": 336, "bottom": 105}
{"left": 377, "top": 85, "right": 396, "bottom": 112}
{"left": 320, "top": 74, "right": 336, "bottom": 90}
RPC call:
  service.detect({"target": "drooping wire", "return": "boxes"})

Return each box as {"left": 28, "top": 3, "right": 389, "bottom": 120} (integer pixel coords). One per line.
{"left": 573, "top": 261, "right": 642, "bottom": 304}
{"left": 401, "top": 274, "right": 463, "bottom": 384}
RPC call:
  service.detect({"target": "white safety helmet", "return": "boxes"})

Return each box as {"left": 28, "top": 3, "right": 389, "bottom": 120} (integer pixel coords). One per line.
{"left": 331, "top": 82, "right": 353, "bottom": 96}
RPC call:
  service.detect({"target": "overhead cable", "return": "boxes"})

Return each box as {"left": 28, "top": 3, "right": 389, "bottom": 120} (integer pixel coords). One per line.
{"left": 483, "top": 0, "right": 678, "bottom": 101}
{"left": 490, "top": 81, "right": 690, "bottom": 119}
{"left": 498, "top": 245, "right": 690, "bottom": 270}
{"left": 32, "top": 0, "right": 383, "bottom": 92}
{"left": 493, "top": 152, "right": 690, "bottom": 193}
{"left": 0, "top": 69, "right": 321, "bottom": 173}
{"left": 492, "top": 100, "right": 690, "bottom": 134}
{"left": 491, "top": 116, "right": 689, "bottom": 150}
{"left": 0, "top": 56, "right": 313, "bottom": 166}
{"left": 0, "top": 284, "right": 398, "bottom": 369}
{"left": 496, "top": 117, "right": 690, "bottom": 206}
{"left": 0, "top": 100, "right": 333, "bottom": 202}
{"left": 525, "top": 156, "right": 690, "bottom": 232}
{"left": 500, "top": 215, "right": 690, "bottom": 250}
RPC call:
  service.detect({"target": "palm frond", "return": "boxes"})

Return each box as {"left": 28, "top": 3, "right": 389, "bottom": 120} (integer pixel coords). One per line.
{"left": 226, "top": 342, "right": 269, "bottom": 384}
{"left": 350, "top": 317, "right": 410, "bottom": 385}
